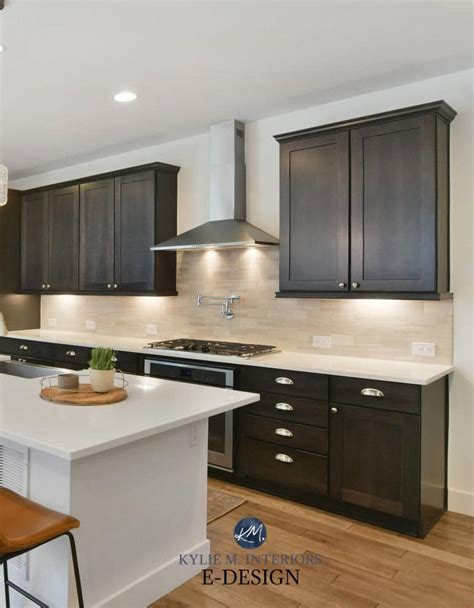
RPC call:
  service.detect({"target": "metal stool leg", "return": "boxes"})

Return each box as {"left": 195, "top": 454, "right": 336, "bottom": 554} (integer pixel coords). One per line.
{"left": 66, "top": 533, "right": 84, "bottom": 608}
{"left": 3, "top": 561, "right": 10, "bottom": 608}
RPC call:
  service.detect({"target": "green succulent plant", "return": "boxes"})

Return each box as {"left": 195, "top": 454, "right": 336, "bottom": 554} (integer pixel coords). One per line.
{"left": 88, "top": 347, "right": 116, "bottom": 371}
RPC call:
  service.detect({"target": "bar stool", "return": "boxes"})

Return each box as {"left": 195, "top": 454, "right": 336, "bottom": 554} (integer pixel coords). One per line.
{"left": 0, "top": 488, "right": 84, "bottom": 608}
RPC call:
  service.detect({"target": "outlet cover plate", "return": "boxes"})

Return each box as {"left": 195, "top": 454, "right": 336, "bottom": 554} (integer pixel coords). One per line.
{"left": 146, "top": 324, "right": 158, "bottom": 335}
{"left": 313, "top": 335, "right": 332, "bottom": 349}
{"left": 47, "top": 318, "right": 57, "bottom": 327}
{"left": 412, "top": 341, "right": 436, "bottom": 357}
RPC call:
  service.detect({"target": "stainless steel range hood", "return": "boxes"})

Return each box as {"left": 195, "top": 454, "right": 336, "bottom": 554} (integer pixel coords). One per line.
{"left": 151, "top": 120, "right": 279, "bottom": 251}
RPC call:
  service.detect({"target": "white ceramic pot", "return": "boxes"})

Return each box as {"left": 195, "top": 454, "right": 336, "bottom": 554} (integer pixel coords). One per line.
{"left": 89, "top": 368, "right": 116, "bottom": 393}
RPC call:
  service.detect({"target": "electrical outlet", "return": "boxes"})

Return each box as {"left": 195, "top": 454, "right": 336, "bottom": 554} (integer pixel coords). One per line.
{"left": 313, "top": 335, "right": 332, "bottom": 348}
{"left": 146, "top": 324, "right": 158, "bottom": 335}
{"left": 47, "top": 318, "right": 57, "bottom": 327}
{"left": 85, "top": 320, "right": 96, "bottom": 331}
{"left": 189, "top": 422, "right": 200, "bottom": 447}
{"left": 412, "top": 342, "right": 436, "bottom": 357}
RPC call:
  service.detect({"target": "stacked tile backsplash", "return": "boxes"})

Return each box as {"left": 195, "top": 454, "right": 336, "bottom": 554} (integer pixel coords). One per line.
{"left": 41, "top": 248, "right": 453, "bottom": 363}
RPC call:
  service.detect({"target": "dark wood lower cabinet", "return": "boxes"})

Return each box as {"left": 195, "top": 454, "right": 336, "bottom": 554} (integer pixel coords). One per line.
{"left": 328, "top": 404, "right": 420, "bottom": 520}
{"left": 231, "top": 365, "right": 448, "bottom": 537}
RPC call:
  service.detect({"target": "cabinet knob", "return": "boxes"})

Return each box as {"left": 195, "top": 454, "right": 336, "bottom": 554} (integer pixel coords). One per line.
{"left": 111, "top": 356, "right": 118, "bottom": 363}
{"left": 20, "top": 344, "right": 28, "bottom": 351}
{"left": 360, "top": 388, "right": 384, "bottom": 398}
{"left": 330, "top": 407, "right": 338, "bottom": 414}
{"left": 66, "top": 350, "right": 76, "bottom": 357}
{"left": 275, "top": 402, "right": 294, "bottom": 412}
{"left": 275, "top": 377, "right": 294, "bottom": 386}
{"left": 42, "top": 284, "right": 46, "bottom": 289}
{"left": 113, "top": 284, "right": 118, "bottom": 289}
{"left": 338, "top": 282, "right": 347, "bottom": 289}
{"left": 107, "top": 284, "right": 112, "bottom": 289}
{"left": 274, "top": 428, "right": 293, "bottom": 438}
{"left": 274, "top": 453, "right": 293, "bottom": 464}
{"left": 351, "top": 282, "right": 360, "bottom": 289}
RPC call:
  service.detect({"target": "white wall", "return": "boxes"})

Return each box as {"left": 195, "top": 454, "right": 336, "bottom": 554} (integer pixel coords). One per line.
{"left": 11, "top": 68, "right": 474, "bottom": 515}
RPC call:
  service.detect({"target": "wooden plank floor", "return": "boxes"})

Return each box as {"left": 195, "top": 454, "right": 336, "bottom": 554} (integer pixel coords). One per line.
{"left": 152, "top": 479, "right": 474, "bottom": 608}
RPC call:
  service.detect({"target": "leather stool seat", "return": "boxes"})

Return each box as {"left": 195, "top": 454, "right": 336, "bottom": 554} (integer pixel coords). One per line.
{"left": 0, "top": 488, "right": 80, "bottom": 556}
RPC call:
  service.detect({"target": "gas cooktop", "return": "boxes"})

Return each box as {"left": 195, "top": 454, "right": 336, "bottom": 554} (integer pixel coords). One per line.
{"left": 145, "top": 339, "right": 278, "bottom": 358}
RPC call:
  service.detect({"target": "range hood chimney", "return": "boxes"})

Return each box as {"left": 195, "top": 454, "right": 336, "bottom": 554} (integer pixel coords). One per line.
{"left": 151, "top": 120, "right": 279, "bottom": 251}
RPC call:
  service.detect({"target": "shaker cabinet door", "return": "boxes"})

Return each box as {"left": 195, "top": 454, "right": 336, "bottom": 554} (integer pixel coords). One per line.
{"left": 21, "top": 192, "right": 49, "bottom": 291}
{"left": 114, "top": 171, "right": 155, "bottom": 292}
{"left": 279, "top": 131, "right": 349, "bottom": 293}
{"left": 48, "top": 186, "right": 80, "bottom": 291}
{"left": 329, "top": 403, "right": 420, "bottom": 520}
{"left": 350, "top": 115, "right": 436, "bottom": 292}
{"left": 79, "top": 179, "right": 115, "bottom": 292}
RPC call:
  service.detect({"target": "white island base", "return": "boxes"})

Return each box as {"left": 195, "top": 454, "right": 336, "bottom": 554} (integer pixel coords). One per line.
{"left": 3, "top": 421, "right": 210, "bottom": 608}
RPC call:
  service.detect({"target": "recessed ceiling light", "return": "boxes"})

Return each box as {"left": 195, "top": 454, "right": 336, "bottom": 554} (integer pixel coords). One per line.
{"left": 0, "top": 44, "right": 5, "bottom": 53}
{"left": 114, "top": 91, "right": 137, "bottom": 103}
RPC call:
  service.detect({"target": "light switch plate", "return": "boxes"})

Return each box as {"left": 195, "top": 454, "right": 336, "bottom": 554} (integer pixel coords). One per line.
{"left": 412, "top": 341, "right": 436, "bottom": 357}
{"left": 85, "top": 320, "right": 96, "bottom": 331}
{"left": 47, "top": 318, "right": 57, "bottom": 327}
{"left": 313, "top": 335, "right": 332, "bottom": 348}
{"left": 146, "top": 324, "right": 158, "bottom": 335}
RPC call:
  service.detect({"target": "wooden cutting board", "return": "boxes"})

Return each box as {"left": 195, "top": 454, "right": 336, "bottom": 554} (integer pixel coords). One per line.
{"left": 40, "top": 384, "right": 127, "bottom": 406}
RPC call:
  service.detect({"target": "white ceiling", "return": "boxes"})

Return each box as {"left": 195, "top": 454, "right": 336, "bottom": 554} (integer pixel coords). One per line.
{"left": 1, "top": 0, "right": 472, "bottom": 179}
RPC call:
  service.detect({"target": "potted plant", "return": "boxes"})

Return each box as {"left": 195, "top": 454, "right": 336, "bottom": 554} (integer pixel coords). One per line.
{"left": 88, "top": 347, "right": 116, "bottom": 393}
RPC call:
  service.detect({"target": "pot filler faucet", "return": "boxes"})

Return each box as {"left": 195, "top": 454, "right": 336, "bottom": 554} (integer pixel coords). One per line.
{"left": 197, "top": 294, "right": 241, "bottom": 320}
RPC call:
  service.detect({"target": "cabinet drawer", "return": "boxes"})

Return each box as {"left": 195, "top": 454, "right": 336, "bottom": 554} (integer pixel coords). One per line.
{"left": 114, "top": 351, "right": 139, "bottom": 374}
{"left": 0, "top": 337, "right": 54, "bottom": 361}
{"left": 244, "top": 392, "right": 328, "bottom": 427}
{"left": 240, "top": 413, "right": 328, "bottom": 455}
{"left": 330, "top": 376, "right": 420, "bottom": 414}
{"left": 239, "top": 438, "right": 327, "bottom": 495}
{"left": 54, "top": 344, "right": 91, "bottom": 366}
{"left": 239, "top": 366, "right": 328, "bottom": 400}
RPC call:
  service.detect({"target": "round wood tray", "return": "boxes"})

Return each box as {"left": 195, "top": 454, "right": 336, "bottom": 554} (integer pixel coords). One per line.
{"left": 40, "top": 384, "right": 128, "bottom": 406}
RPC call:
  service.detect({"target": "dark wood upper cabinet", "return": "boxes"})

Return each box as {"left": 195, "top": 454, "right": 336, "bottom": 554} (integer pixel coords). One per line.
{"left": 114, "top": 171, "right": 155, "bottom": 292}
{"left": 20, "top": 162, "right": 179, "bottom": 295}
{"left": 48, "top": 186, "right": 79, "bottom": 291}
{"left": 0, "top": 190, "right": 22, "bottom": 292}
{"left": 279, "top": 132, "right": 349, "bottom": 292}
{"left": 275, "top": 101, "right": 456, "bottom": 299}
{"left": 79, "top": 179, "right": 115, "bottom": 291}
{"left": 329, "top": 403, "right": 420, "bottom": 521}
{"left": 21, "top": 191, "right": 49, "bottom": 291}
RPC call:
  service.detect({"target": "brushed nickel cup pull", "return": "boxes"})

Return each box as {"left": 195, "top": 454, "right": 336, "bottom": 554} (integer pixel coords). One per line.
{"left": 111, "top": 356, "right": 118, "bottom": 363}
{"left": 275, "top": 453, "right": 293, "bottom": 463}
{"left": 351, "top": 282, "right": 360, "bottom": 289}
{"left": 275, "top": 428, "right": 293, "bottom": 437}
{"left": 331, "top": 407, "right": 338, "bottom": 414}
{"left": 275, "top": 377, "right": 294, "bottom": 385}
{"left": 338, "top": 282, "right": 347, "bottom": 288}
{"left": 275, "top": 402, "right": 294, "bottom": 411}
{"left": 20, "top": 344, "right": 28, "bottom": 351}
{"left": 66, "top": 350, "right": 76, "bottom": 357}
{"left": 361, "top": 388, "right": 384, "bottom": 398}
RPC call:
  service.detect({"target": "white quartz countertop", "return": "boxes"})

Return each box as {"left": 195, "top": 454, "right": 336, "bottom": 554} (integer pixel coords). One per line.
{"left": 0, "top": 371, "right": 259, "bottom": 460}
{"left": 5, "top": 329, "right": 454, "bottom": 385}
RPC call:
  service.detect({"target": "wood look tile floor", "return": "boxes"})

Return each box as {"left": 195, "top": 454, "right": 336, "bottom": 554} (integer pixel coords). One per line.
{"left": 152, "top": 479, "right": 474, "bottom": 608}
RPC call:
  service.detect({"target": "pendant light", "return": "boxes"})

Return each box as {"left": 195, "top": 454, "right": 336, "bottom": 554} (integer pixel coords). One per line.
{"left": 0, "top": 164, "right": 8, "bottom": 206}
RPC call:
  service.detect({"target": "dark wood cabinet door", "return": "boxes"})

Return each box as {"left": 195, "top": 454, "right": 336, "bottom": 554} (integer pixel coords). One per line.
{"left": 351, "top": 114, "right": 436, "bottom": 292}
{"left": 48, "top": 186, "right": 80, "bottom": 291}
{"left": 329, "top": 403, "right": 420, "bottom": 520}
{"left": 279, "top": 131, "right": 349, "bottom": 292}
{"left": 79, "top": 179, "right": 115, "bottom": 291}
{"left": 21, "top": 192, "right": 49, "bottom": 291}
{"left": 114, "top": 171, "right": 155, "bottom": 292}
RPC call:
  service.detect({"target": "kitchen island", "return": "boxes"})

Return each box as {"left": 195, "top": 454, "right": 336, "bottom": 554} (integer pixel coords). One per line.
{"left": 0, "top": 370, "right": 259, "bottom": 607}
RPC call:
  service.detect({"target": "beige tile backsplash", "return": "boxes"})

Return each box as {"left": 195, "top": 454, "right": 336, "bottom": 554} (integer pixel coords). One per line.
{"left": 41, "top": 248, "right": 453, "bottom": 363}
